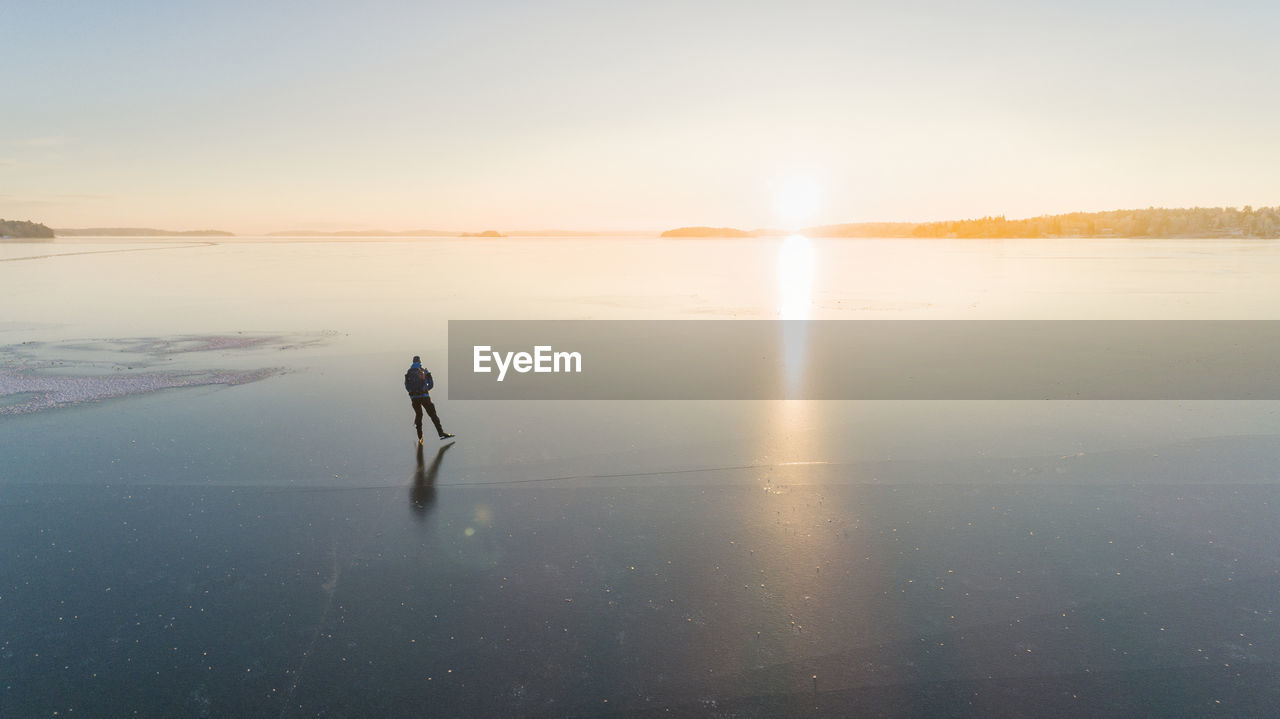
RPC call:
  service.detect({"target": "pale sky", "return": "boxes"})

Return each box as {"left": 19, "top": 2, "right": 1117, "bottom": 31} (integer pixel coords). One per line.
{"left": 3, "top": 0, "right": 1278, "bottom": 233}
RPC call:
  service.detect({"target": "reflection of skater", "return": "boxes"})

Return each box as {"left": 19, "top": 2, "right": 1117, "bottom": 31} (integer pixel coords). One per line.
{"left": 404, "top": 355, "right": 454, "bottom": 444}
{"left": 410, "top": 440, "right": 454, "bottom": 517}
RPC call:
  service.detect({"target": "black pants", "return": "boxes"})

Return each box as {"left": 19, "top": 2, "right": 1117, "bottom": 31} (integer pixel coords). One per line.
{"left": 411, "top": 396, "right": 444, "bottom": 437}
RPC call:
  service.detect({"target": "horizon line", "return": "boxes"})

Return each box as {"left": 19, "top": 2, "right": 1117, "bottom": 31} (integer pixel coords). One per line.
{"left": 26, "top": 203, "right": 1279, "bottom": 237}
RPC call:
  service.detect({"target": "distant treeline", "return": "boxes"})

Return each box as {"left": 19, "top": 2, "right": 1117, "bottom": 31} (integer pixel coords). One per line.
{"left": 663, "top": 207, "right": 1280, "bottom": 239}
{"left": 0, "top": 219, "right": 55, "bottom": 238}
{"left": 806, "top": 222, "right": 917, "bottom": 237}
{"left": 661, "top": 226, "right": 754, "bottom": 238}
{"left": 909, "top": 207, "right": 1280, "bottom": 239}
{"left": 270, "top": 229, "right": 516, "bottom": 237}
{"left": 55, "top": 227, "right": 234, "bottom": 237}
{"left": 267, "top": 229, "right": 455, "bottom": 237}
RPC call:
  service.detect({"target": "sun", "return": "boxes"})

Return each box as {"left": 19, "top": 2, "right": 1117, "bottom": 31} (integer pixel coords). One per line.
{"left": 772, "top": 175, "right": 821, "bottom": 228}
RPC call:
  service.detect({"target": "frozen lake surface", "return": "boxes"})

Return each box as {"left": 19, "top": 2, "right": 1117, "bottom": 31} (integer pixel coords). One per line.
{"left": 4, "top": 236, "right": 1280, "bottom": 716}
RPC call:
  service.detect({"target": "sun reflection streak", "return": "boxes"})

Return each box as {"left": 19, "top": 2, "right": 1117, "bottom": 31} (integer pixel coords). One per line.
{"left": 778, "top": 234, "right": 815, "bottom": 398}
{"left": 756, "top": 234, "right": 842, "bottom": 681}
{"left": 778, "top": 234, "right": 815, "bottom": 321}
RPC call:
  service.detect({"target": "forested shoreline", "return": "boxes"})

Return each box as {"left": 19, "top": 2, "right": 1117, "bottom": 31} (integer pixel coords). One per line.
{"left": 0, "top": 219, "right": 55, "bottom": 238}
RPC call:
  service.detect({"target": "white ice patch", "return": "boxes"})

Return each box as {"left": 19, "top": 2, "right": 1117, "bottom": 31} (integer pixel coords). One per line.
{"left": 0, "top": 367, "right": 277, "bottom": 415}
{"left": 0, "top": 332, "right": 321, "bottom": 415}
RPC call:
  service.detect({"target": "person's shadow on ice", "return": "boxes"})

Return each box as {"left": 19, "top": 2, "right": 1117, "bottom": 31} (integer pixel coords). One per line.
{"left": 410, "top": 441, "right": 454, "bottom": 518}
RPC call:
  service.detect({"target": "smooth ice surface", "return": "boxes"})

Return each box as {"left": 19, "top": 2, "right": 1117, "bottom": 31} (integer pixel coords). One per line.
{"left": 4, "top": 236, "right": 1280, "bottom": 717}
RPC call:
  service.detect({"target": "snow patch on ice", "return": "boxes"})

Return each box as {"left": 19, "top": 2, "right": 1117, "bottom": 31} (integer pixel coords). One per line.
{"left": 0, "top": 332, "right": 324, "bottom": 415}
{"left": 0, "top": 366, "right": 278, "bottom": 415}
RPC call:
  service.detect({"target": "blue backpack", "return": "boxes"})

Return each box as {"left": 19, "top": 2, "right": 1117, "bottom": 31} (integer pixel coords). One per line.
{"left": 404, "top": 367, "right": 429, "bottom": 396}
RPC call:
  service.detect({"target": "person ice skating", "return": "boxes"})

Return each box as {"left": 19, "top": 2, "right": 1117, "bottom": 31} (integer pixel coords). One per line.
{"left": 405, "top": 355, "right": 454, "bottom": 444}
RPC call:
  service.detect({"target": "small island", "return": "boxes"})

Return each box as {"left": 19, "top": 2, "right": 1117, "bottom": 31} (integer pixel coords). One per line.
{"left": 460, "top": 230, "right": 505, "bottom": 237}
{"left": 660, "top": 226, "right": 753, "bottom": 238}
{"left": 0, "top": 219, "right": 55, "bottom": 239}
